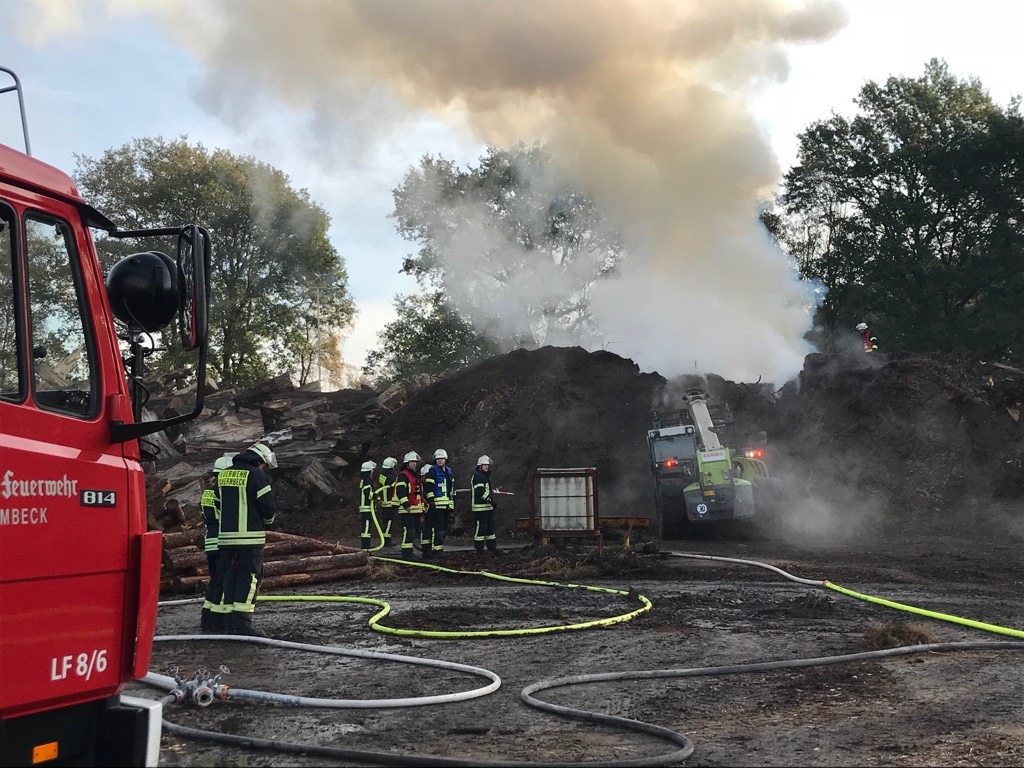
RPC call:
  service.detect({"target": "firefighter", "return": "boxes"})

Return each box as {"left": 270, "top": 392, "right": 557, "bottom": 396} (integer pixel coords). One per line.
{"left": 200, "top": 455, "right": 233, "bottom": 633}
{"left": 423, "top": 448, "right": 455, "bottom": 555}
{"left": 359, "top": 460, "right": 378, "bottom": 549}
{"left": 374, "top": 456, "right": 399, "bottom": 546}
{"left": 394, "top": 451, "right": 425, "bottom": 561}
{"left": 217, "top": 442, "right": 278, "bottom": 636}
{"left": 419, "top": 463, "right": 435, "bottom": 558}
{"left": 471, "top": 455, "right": 498, "bottom": 553}
{"left": 856, "top": 322, "right": 878, "bottom": 353}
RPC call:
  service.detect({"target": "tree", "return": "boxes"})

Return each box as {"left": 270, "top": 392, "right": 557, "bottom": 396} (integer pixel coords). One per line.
{"left": 391, "top": 144, "right": 624, "bottom": 347}
{"left": 75, "top": 137, "right": 355, "bottom": 386}
{"left": 778, "top": 59, "right": 1024, "bottom": 359}
{"left": 363, "top": 292, "right": 500, "bottom": 385}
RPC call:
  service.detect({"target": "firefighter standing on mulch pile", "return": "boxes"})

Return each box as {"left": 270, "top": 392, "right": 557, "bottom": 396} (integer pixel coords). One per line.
{"left": 358, "top": 460, "right": 378, "bottom": 550}
{"left": 857, "top": 322, "right": 878, "bottom": 353}
{"left": 423, "top": 448, "right": 456, "bottom": 556}
{"left": 394, "top": 451, "right": 425, "bottom": 561}
{"left": 471, "top": 455, "right": 499, "bottom": 554}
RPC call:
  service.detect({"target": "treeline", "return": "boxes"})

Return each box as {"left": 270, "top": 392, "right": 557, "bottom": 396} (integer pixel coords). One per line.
{"left": 75, "top": 59, "right": 1024, "bottom": 390}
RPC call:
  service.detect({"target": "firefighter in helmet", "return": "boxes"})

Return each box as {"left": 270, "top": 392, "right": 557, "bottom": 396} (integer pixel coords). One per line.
{"left": 200, "top": 455, "right": 233, "bottom": 633}
{"left": 393, "top": 451, "right": 425, "bottom": 561}
{"left": 217, "top": 442, "right": 277, "bottom": 636}
{"left": 419, "top": 462, "right": 435, "bottom": 559}
{"left": 374, "top": 456, "right": 399, "bottom": 546}
{"left": 423, "top": 448, "right": 456, "bottom": 556}
{"left": 359, "top": 460, "right": 378, "bottom": 550}
{"left": 856, "top": 322, "right": 878, "bottom": 353}
{"left": 471, "top": 455, "right": 498, "bottom": 553}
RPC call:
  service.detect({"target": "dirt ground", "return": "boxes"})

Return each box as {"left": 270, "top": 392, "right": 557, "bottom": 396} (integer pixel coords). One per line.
{"left": 138, "top": 513, "right": 1024, "bottom": 767}
{"left": 138, "top": 348, "right": 1024, "bottom": 766}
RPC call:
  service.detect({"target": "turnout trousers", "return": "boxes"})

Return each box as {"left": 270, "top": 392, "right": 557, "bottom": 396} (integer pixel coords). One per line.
{"left": 400, "top": 511, "right": 422, "bottom": 560}
{"left": 360, "top": 509, "right": 380, "bottom": 549}
{"left": 219, "top": 545, "right": 264, "bottom": 617}
{"left": 473, "top": 510, "right": 497, "bottom": 552}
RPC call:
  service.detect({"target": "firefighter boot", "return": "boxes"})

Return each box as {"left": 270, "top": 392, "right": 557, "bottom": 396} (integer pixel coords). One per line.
{"left": 210, "top": 612, "right": 228, "bottom": 633}
{"left": 200, "top": 608, "right": 214, "bottom": 633}
{"left": 231, "top": 613, "right": 267, "bottom": 638}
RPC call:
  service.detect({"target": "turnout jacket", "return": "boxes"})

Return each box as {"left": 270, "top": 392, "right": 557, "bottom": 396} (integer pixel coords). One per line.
{"left": 217, "top": 450, "right": 277, "bottom": 547}
{"left": 394, "top": 466, "right": 424, "bottom": 514}
{"left": 200, "top": 486, "right": 220, "bottom": 552}
{"left": 423, "top": 463, "right": 455, "bottom": 509}
{"left": 359, "top": 471, "right": 375, "bottom": 513}
{"left": 471, "top": 468, "right": 494, "bottom": 512}
{"left": 375, "top": 468, "right": 397, "bottom": 508}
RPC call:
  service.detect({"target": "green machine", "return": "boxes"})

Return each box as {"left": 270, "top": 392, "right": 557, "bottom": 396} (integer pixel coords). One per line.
{"left": 647, "top": 389, "right": 769, "bottom": 539}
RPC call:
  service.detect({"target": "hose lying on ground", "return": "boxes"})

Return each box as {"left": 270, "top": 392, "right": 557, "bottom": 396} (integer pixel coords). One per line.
{"left": 148, "top": 632, "right": 500, "bottom": 708}
{"left": 668, "top": 551, "right": 1024, "bottom": 639}
{"left": 151, "top": 548, "right": 1024, "bottom": 766}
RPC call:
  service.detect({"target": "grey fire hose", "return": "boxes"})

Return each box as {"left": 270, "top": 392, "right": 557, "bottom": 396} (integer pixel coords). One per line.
{"left": 148, "top": 553, "right": 1024, "bottom": 766}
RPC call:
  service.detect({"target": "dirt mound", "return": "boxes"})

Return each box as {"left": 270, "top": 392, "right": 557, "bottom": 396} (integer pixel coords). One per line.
{"left": 360, "top": 346, "right": 663, "bottom": 533}
{"left": 301, "top": 347, "right": 1024, "bottom": 544}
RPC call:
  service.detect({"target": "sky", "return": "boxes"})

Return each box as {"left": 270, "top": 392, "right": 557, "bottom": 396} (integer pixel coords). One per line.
{"left": 2, "top": 0, "right": 1022, "bottom": 385}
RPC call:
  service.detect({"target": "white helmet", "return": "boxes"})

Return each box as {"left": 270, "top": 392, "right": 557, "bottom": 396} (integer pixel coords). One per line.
{"left": 433, "top": 448, "right": 448, "bottom": 460}
{"left": 213, "top": 456, "right": 233, "bottom": 473}
{"left": 420, "top": 463, "right": 431, "bottom": 476}
{"left": 855, "top": 322, "right": 868, "bottom": 332}
{"left": 381, "top": 457, "right": 398, "bottom": 470}
{"left": 361, "top": 460, "right": 377, "bottom": 472}
{"left": 477, "top": 455, "right": 492, "bottom": 466}
{"left": 250, "top": 442, "right": 278, "bottom": 469}
{"left": 403, "top": 451, "right": 421, "bottom": 463}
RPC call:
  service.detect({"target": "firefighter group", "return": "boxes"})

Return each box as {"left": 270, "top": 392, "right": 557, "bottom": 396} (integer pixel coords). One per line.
{"left": 197, "top": 443, "right": 499, "bottom": 636}
{"left": 360, "top": 450, "right": 500, "bottom": 560}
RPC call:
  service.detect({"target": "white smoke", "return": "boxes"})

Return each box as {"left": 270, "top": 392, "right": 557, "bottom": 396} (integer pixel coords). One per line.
{"left": 22, "top": 0, "right": 848, "bottom": 384}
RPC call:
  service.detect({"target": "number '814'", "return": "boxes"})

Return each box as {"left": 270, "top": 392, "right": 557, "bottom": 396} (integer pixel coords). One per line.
{"left": 80, "top": 490, "right": 117, "bottom": 507}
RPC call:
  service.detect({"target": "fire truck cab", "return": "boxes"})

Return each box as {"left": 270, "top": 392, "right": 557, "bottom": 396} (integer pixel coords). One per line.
{"left": 0, "top": 67, "right": 210, "bottom": 766}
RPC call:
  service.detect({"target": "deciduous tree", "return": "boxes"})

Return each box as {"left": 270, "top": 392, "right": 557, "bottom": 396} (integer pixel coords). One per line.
{"left": 75, "top": 137, "right": 354, "bottom": 386}
{"left": 778, "top": 59, "right": 1024, "bottom": 359}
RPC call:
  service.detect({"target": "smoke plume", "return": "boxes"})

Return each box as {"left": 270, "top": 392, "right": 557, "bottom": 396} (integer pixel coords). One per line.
{"left": 36, "top": 0, "right": 849, "bottom": 384}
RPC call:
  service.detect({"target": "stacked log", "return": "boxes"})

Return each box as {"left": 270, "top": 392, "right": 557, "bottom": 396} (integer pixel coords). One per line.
{"left": 159, "top": 529, "right": 370, "bottom": 595}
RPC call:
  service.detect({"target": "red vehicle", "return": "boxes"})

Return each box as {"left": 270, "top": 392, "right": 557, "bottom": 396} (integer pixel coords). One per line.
{"left": 0, "top": 67, "right": 210, "bottom": 766}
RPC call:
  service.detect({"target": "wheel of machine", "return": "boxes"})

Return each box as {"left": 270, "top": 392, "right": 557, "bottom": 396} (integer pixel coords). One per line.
{"left": 660, "top": 500, "right": 690, "bottom": 540}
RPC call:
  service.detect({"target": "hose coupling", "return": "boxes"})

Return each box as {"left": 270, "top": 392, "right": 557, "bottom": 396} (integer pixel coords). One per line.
{"left": 192, "top": 685, "right": 214, "bottom": 707}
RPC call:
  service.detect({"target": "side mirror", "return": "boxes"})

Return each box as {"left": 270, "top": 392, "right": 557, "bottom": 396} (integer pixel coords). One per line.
{"left": 177, "top": 224, "right": 211, "bottom": 351}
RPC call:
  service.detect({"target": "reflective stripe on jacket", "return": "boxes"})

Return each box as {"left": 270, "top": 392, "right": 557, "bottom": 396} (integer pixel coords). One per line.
{"left": 200, "top": 487, "right": 219, "bottom": 552}
{"left": 359, "top": 474, "right": 375, "bottom": 513}
{"left": 218, "top": 452, "right": 276, "bottom": 547}
{"left": 424, "top": 463, "right": 455, "bottom": 509}
{"left": 375, "top": 470, "right": 397, "bottom": 508}
{"left": 394, "top": 467, "right": 424, "bottom": 513}
{"left": 471, "top": 469, "right": 493, "bottom": 512}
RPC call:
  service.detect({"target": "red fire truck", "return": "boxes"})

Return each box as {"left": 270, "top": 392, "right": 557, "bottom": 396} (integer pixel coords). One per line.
{"left": 0, "top": 67, "right": 210, "bottom": 765}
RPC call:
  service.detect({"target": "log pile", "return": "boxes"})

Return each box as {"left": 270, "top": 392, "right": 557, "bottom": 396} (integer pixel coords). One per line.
{"left": 159, "top": 529, "right": 371, "bottom": 595}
